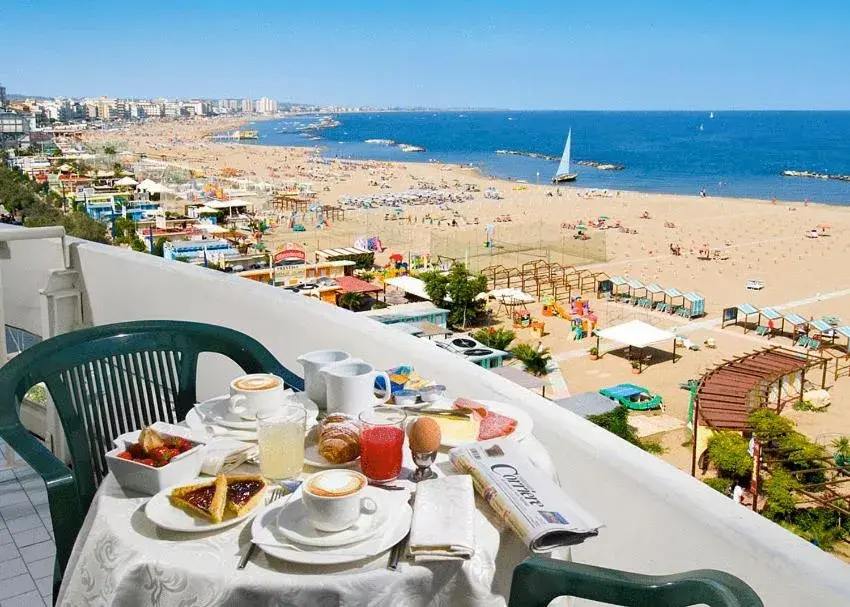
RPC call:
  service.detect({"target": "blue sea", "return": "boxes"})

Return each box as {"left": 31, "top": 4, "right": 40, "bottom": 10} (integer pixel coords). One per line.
{"left": 242, "top": 111, "right": 850, "bottom": 204}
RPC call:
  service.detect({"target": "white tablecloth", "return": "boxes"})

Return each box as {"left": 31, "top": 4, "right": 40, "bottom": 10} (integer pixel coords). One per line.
{"left": 58, "top": 436, "right": 560, "bottom": 607}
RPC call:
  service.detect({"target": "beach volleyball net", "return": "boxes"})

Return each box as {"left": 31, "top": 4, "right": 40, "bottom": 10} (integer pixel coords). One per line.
{"left": 430, "top": 225, "right": 608, "bottom": 272}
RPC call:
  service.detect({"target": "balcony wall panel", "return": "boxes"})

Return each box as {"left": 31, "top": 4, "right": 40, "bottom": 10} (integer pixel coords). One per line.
{"left": 0, "top": 235, "right": 847, "bottom": 605}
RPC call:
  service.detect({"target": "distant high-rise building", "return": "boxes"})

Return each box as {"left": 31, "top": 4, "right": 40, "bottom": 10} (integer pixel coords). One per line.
{"left": 255, "top": 97, "right": 278, "bottom": 115}
{"left": 0, "top": 83, "right": 7, "bottom": 109}
{"left": 0, "top": 111, "right": 31, "bottom": 150}
{"left": 241, "top": 97, "right": 253, "bottom": 113}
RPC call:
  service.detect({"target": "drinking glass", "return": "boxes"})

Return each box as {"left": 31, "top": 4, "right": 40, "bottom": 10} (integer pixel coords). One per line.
{"left": 359, "top": 406, "right": 407, "bottom": 483}
{"left": 257, "top": 403, "right": 307, "bottom": 480}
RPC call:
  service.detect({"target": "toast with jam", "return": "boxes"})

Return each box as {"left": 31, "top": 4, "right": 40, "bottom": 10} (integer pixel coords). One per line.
{"left": 225, "top": 474, "right": 267, "bottom": 516}
{"left": 169, "top": 474, "right": 227, "bottom": 523}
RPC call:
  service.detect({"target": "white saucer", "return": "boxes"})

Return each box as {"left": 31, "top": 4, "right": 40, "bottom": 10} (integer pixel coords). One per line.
{"left": 145, "top": 479, "right": 266, "bottom": 532}
{"left": 275, "top": 488, "right": 388, "bottom": 547}
{"left": 303, "top": 425, "right": 360, "bottom": 469}
{"left": 187, "top": 393, "right": 320, "bottom": 431}
{"left": 251, "top": 487, "right": 412, "bottom": 565}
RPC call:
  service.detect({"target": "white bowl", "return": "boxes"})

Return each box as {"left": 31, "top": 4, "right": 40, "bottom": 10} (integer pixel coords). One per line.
{"left": 419, "top": 385, "right": 446, "bottom": 403}
{"left": 393, "top": 390, "right": 419, "bottom": 407}
{"left": 106, "top": 433, "right": 206, "bottom": 496}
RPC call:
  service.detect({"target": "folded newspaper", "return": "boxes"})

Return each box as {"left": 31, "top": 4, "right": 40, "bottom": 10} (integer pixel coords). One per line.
{"left": 449, "top": 439, "right": 602, "bottom": 552}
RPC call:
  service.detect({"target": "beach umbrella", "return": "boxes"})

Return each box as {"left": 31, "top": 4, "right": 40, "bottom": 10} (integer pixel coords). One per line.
{"left": 576, "top": 224, "right": 588, "bottom": 231}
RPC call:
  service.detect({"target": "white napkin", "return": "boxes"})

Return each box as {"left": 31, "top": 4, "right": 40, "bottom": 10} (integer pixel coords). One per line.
{"left": 408, "top": 475, "right": 475, "bottom": 562}
{"left": 200, "top": 439, "right": 257, "bottom": 475}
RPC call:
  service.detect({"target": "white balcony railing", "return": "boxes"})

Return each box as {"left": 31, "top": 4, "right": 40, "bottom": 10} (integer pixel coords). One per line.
{"left": 2, "top": 226, "right": 850, "bottom": 606}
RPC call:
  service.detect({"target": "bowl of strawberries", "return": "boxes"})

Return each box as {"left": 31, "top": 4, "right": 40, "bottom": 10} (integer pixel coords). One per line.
{"left": 106, "top": 423, "right": 207, "bottom": 495}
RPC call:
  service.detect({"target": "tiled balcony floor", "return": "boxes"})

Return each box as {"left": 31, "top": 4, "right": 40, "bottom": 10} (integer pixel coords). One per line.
{"left": 0, "top": 441, "right": 55, "bottom": 607}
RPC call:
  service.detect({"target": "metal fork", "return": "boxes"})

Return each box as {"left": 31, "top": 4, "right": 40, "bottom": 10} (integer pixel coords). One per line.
{"left": 237, "top": 486, "right": 286, "bottom": 569}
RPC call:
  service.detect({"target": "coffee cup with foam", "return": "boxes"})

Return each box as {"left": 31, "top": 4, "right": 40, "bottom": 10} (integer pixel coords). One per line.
{"left": 302, "top": 470, "right": 376, "bottom": 532}
{"left": 229, "top": 374, "right": 285, "bottom": 420}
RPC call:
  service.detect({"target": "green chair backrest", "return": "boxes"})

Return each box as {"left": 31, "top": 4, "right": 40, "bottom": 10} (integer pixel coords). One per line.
{"left": 509, "top": 557, "right": 763, "bottom": 607}
{"left": 0, "top": 320, "right": 300, "bottom": 579}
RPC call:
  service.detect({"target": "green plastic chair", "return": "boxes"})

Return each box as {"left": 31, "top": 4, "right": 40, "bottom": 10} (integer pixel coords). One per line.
{"left": 509, "top": 557, "right": 763, "bottom": 607}
{"left": 0, "top": 320, "right": 301, "bottom": 601}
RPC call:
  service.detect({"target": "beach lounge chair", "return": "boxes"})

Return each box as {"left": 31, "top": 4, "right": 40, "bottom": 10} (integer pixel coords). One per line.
{"left": 682, "top": 338, "right": 700, "bottom": 351}
{"left": 796, "top": 336, "right": 809, "bottom": 348}
{"left": 808, "top": 339, "right": 821, "bottom": 350}
{"left": 599, "top": 383, "right": 664, "bottom": 412}
{"left": 755, "top": 326, "right": 769, "bottom": 337}
{"left": 746, "top": 278, "right": 765, "bottom": 290}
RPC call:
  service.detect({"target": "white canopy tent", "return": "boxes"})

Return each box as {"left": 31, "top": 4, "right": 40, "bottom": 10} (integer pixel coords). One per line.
{"left": 116, "top": 176, "right": 138, "bottom": 187}
{"left": 594, "top": 319, "right": 678, "bottom": 370}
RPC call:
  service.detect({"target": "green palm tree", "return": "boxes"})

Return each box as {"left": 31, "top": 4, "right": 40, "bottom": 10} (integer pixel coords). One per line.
{"left": 472, "top": 327, "right": 516, "bottom": 351}
{"left": 510, "top": 343, "right": 552, "bottom": 377}
{"left": 338, "top": 292, "right": 363, "bottom": 311}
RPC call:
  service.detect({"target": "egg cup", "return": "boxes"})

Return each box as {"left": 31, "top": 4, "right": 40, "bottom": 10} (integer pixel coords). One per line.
{"left": 411, "top": 450, "right": 438, "bottom": 482}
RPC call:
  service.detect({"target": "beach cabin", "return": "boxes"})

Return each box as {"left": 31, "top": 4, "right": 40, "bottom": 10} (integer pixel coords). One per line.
{"left": 805, "top": 319, "right": 835, "bottom": 349}
{"left": 596, "top": 277, "right": 613, "bottom": 298}
{"left": 626, "top": 278, "right": 647, "bottom": 306}
{"left": 721, "top": 303, "right": 758, "bottom": 331}
{"left": 646, "top": 283, "right": 665, "bottom": 309}
{"left": 682, "top": 291, "right": 705, "bottom": 318}
{"left": 610, "top": 275, "right": 628, "bottom": 300}
{"left": 755, "top": 307, "right": 782, "bottom": 337}
{"left": 784, "top": 313, "right": 809, "bottom": 343}
{"left": 662, "top": 287, "right": 684, "bottom": 314}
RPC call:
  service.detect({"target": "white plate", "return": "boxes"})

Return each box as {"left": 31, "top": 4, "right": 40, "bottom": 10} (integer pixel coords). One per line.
{"left": 186, "top": 393, "right": 319, "bottom": 432}
{"left": 145, "top": 479, "right": 265, "bottom": 532}
{"left": 275, "top": 487, "right": 388, "bottom": 547}
{"left": 423, "top": 399, "right": 534, "bottom": 448}
{"left": 303, "top": 425, "right": 360, "bottom": 469}
{"left": 251, "top": 488, "right": 412, "bottom": 564}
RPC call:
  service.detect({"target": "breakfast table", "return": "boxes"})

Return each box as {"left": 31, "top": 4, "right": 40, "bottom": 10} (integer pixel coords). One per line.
{"left": 57, "top": 423, "right": 562, "bottom": 607}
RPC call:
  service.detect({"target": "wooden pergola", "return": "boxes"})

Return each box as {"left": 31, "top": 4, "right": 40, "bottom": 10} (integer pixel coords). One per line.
{"left": 271, "top": 193, "right": 315, "bottom": 213}
{"left": 690, "top": 346, "right": 830, "bottom": 476}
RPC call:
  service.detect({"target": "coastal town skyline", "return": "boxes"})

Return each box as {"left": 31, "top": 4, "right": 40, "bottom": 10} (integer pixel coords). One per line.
{"left": 5, "top": 0, "right": 850, "bottom": 110}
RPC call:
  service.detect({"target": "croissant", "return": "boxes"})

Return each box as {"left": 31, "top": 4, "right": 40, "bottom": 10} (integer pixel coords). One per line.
{"left": 318, "top": 414, "right": 361, "bottom": 464}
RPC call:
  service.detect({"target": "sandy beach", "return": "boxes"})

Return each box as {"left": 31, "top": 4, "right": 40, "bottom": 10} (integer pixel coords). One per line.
{"left": 86, "top": 116, "right": 850, "bottom": 475}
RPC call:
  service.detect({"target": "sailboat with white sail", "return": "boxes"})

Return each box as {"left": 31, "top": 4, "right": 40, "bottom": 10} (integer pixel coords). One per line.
{"left": 552, "top": 129, "right": 578, "bottom": 183}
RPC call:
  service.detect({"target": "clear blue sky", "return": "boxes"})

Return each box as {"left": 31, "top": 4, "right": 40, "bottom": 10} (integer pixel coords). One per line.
{"left": 4, "top": 0, "right": 850, "bottom": 109}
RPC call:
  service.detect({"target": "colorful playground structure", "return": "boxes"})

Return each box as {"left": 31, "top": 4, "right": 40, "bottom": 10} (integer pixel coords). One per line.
{"left": 542, "top": 296, "right": 598, "bottom": 340}
{"left": 601, "top": 276, "right": 705, "bottom": 319}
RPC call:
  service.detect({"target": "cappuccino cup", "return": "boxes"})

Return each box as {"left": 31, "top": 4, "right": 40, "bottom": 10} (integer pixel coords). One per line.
{"left": 302, "top": 470, "right": 376, "bottom": 532}
{"left": 229, "top": 374, "right": 285, "bottom": 420}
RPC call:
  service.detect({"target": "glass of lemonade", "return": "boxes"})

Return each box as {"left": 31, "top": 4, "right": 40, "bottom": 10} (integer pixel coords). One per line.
{"left": 257, "top": 403, "right": 307, "bottom": 480}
